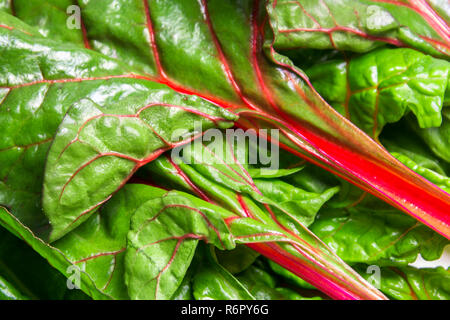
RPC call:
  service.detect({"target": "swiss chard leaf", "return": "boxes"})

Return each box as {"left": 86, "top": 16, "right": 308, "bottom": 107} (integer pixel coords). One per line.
{"left": 50, "top": 184, "right": 170, "bottom": 300}
{"left": 124, "top": 186, "right": 293, "bottom": 300}
{"left": 0, "top": 275, "right": 28, "bottom": 300}
{"left": 310, "top": 195, "right": 449, "bottom": 266}
{"left": 4, "top": 1, "right": 449, "bottom": 238}
{"left": 124, "top": 191, "right": 234, "bottom": 300}
{"left": 306, "top": 48, "right": 450, "bottom": 137}
{"left": 354, "top": 264, "right": 450, "bottom": 300}
{"left": 0, "top": 225, "right": 90, "bottom": 300}
{"left": 43, "top": 90, "right": 235, "bottom": 241}
{"left": 147, "top": 139, "right": 339, "bottom": 228}
{"left": 1, "top": 0, "right": 449, "bottom": 301}
{"left": 191, "top": 244, "right": 256, "bottom": 300}
{"left": 143, "top": 140, "right": 386, "bottom": 300}
{"left": 0, "top": 1, "right": 11, "bottom": 14}
{"left": 0, "top": 14, "right": 235, "bottom": 241}
{"left": 391, "top": 152, "right": 450, "bottom": 192}
{"left": 0, "top": 207, "right": 110, "bottom": 299}
{"left": 380, "top": 116, "right": 450, "bottom": 196}
{"left": 170, "top": 267, "right": 194, "bottom": 300}
{"left": 266, "top": 259, "right": 317, "bottom": 290}
{"left": 215, "top": 244, "right": 261, "bottom": 275}
{"left": 0, "top": 12, "right": 131, "bottom": 234}
{"left": 268, "top": 0, "right": 450, "bottom": 58}
{"left": 1, "top": 184, "right": 175, "bottom": 300}
{"left": 381, "top": 120, "right": 450, "bottom": 176}
{"left": 410, "top": 109, "right": 450, "bottom": 162}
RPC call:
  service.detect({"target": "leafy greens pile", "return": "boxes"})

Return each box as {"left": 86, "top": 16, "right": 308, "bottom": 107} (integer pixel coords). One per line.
{"left": 0, "top": 0, "right": 449, "bottom": 300}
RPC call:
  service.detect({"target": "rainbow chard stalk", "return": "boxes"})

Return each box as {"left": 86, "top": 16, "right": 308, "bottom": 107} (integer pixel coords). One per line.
{"left": 0, "top": 0, "right": 449, "bottom": 300}
{"left": 29, "top": 0, "right": 449, "bottom": 239}
{"left": 142, "top": 139, "right": 387, "bottom": 299}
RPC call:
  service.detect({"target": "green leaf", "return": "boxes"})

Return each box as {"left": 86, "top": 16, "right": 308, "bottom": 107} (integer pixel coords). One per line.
{"left": 10, "top": 181, "right": 287, "bottom": 301}
{"left": 0, "top": 12, "right": 235, "bottom": 241}
{"left": 0, "top": 13, "right": 129, "bottom": 234}
{"left": 147, "top": 137, "right": 339, "bottom": 228}
{"left": 170, "top": 267, "right": 194, "bottom": 300}
{"left": 410, "top": 110, "right": 450, "bottom": 163}
{"left": 0, "top": 224, "right": 91, "bottom": 300}
{"left": 355, "top": 264, "right": 450, "bottom": 300}
{"left": 10, "top": 0, "right": 88, "bottom": 46}
{"left": 6, "top": 0, "right": 450, "bottom": 240}
{"left": 310, "top": 195, "right": 449, "bottom": 266}
{"left": 2, "top": 0, "right": 449, "bottom": 300}
{"left": 215, "top": 244, "right": 260, "bottom": 274}
{"left": 307, "top": 48, "right": 450, "bottom": 137}
{"left": 391, "top": 152, "right": 450, "bottom": 193}
{"left": 0, "top": 1, "right": 11, "bottom": 14}
{"left": 51, "top": 184, "right": 169, "bottom": 300}
{"left": 0, "top": 275, "right": 28, "bottom": 300}
{"left": 381, "top": 120, "right": 450, "bottom": 176}
{"left": 192, "top": 244, "right": 255, "bottom": 300}
{"left": 253, "top": 178, "right": 339, "bottom": 227}
{"left": 0, "top": 184, "right": 172, "bottom": 300}
{"left": 142, "top": 139, "right": 386, "bottom": 299}
{"left": 268, "top": 0, "right": 450, "bottom": 58}
{"left": 0, "top": 207, "right": 109, "bottom": 299}
{"left": 266, "top": 259, "right": 316, "bottom": 290}
{"left": 43, "top": 90, "right": 235, "bottom": 241}
{"left": 379, "top": 117, "right": 450, "bottom": 194}
{"left": 124, "top": 190, "right": 235, "bottom": 300}
{"left": 124, "top": 184, "right": 295, "bottom": 300}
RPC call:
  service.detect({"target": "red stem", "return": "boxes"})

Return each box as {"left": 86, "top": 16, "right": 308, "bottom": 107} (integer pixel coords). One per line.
{"left": 246, "top": 242, "right": 385, "bottom": 300}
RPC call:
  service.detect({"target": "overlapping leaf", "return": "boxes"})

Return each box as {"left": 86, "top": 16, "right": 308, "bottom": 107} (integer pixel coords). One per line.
{"left": 142, "top": 139, "right": 386, "bottom": 299}
{"left": 410, "top": 109, "right": 450, "bottom": 162}
{"left": 310, "top": 197, "right": 449, "bottom": 265}
{"left": 191, "top": 244, "right": 256, "bottom": 300}
{"left": 3, "top": 1, "right": 449, "bottom": 238}
{"left": 124, "top": 187, "right": 301, "bottom": 300}
{"left": 0, "top": 0, "right": 449, "bottom": 301}
{"left": 0, "top": 207, "right": 110, "bottom": 299}
{"left": 0, "top": 225, "right": 91, "bottom": 300}
{"left": 0, "top": 14, "right": 235, "bottom": 240}
{"left": 306, "top": 48, "right": 450, "bottom": 137}
{"left": 268, "top": 0, "right": 450, "bottom": 58}
{"left": 0, "top": 275, "right": 28, "bottom": 300}
{"left": 237, "top": 262, "right": 322, "bottom": 300}
{"left": 50, "top": 184, "right": 169, "bottom": 299}
{"left": 354, "top": 264, "right": 450, "bottom": 300}
{"left": 43, "top": 89, "right": 235, "bottom": 240}
{"left": 392, "top": 152, "right": 450, "bottom": 192}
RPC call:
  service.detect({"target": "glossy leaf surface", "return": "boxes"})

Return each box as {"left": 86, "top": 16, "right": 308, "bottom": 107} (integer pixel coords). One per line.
{"left": 269, "top": 0, "right": 450, "bottom": 58}
{"left": 0, "top": 0, "right": 449, "bottom": 301}
{"left": 3, "top": 0, "right": 450, "bottom": 238}
{"left": 355, "top": 264, "right": 450, "bottom": 300}
{"left": 0, "top": 14, "right": 235, "bottom": 240}
{"left": 307, "top": 48, "right": 450, "bottom": 137}
{"left": 143, "top": 139, "right": 386, "bottom": 300}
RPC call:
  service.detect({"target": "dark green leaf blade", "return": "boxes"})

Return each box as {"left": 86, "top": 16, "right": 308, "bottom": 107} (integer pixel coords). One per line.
{"left": 192, "top": 244, "right": 255, "bottom": 300}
